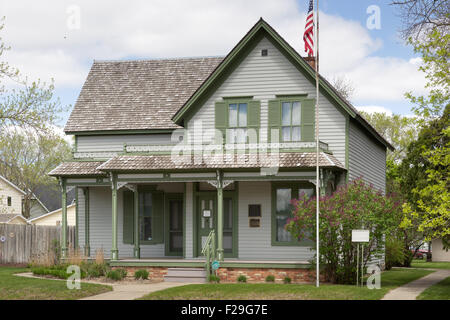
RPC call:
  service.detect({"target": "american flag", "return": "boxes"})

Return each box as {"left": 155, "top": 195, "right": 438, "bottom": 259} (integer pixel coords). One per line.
{"left": 303, "top": 0, "right": 314, "bottom": 56}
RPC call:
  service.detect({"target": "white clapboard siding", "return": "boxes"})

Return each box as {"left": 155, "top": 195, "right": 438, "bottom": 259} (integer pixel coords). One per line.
{"left": 348, "top": 120, "right": 386, "bottom": 193}
{"left": 77, "top": 134, "right": 173, "bottom": 152}
{"left": 187, "top": 36, "right": 346, "bottom": 166}
{"left": 238, "top": 181, "right": 313, "bottom": 261}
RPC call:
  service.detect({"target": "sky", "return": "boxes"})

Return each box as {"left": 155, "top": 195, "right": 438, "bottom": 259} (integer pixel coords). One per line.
{"left": 0, "top": 0, "right": 426, "bottom": 128}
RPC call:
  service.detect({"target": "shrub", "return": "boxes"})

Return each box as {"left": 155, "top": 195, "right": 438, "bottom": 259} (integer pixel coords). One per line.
{"left": 265, "top": 275, "right": 275, "bottom": 282}
{"left": 286, "top": 179, "right": 402, "bottom": 284}
{"left": 134, "top": 269, "right": 149, "bottom": 280}
{"left": 32, "top": 265, "right": 86, "bottom": 279}
{"left": 237, "top": 275, "right": 247, "bottom": 283}
{"left": 208, "top": 274, "right": 220, "bottom": 283}
{"left": 385, "top": 237, "right": 406, "bottom": 270}
{"left": 95, "top": 248, "right": 105, "bottom": 265}
{"left": 283, "top": 277, "right": 292, "bottom": 284}
{"left": 106, "top": 270, "right": 123, "bottom": 281}
{"left": 117, "top": 268, "right": 128, "bottom": 278}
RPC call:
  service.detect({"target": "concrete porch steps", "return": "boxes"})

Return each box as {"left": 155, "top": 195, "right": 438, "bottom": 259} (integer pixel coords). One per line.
{"left": 164, "top": 267, "right": 206, "bottom": 283}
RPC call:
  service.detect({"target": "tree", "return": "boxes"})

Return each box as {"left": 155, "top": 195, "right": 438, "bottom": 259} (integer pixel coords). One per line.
{"left": 360, "top": 111, "right": 420, "bottom": 164}
{"left": 0, "top": 128, "right": 71, "bottom": 218}
{"left": 286, "top": 179, "right": 401, "bottom": 284}
{"left": 401, "top": 105, "right": 449, "bottom": 245}
{"left": 330, "top": 75, "right": 355, "bottom": 102}
{"left": 0, "top": 17, "right": 66, "bottom": 133}
{"left": 391, "top": 0, "right": 450, "bottom": 41}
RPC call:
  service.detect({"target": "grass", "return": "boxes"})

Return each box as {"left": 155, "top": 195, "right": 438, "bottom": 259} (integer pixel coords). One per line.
{"left": 140, "top": 268, "right": 433, "bottom": 300}
{"left": 417, "top": 276, "right": 450, "bottom": 300}
{"left": 411, "top": 259, "right": 450, "bottom": 270}
{"left": 0, "top": 266, "right": 112, "bottom": 300}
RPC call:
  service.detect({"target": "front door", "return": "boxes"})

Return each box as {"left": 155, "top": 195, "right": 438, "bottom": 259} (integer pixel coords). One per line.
{"left": 196, "top": 194, "right": 235, "bottom": 257}
{"left": 165, "top": 195, "right": 183, "bottom": 256}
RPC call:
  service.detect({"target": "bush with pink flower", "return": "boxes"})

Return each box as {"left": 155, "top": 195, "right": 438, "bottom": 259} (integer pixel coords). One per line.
{"left": 285, "top": 178, "right": 401, "bottom": 284}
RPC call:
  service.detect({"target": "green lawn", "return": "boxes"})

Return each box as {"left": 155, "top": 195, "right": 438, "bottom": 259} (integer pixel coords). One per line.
{"left": 0, "top": 267, "right": 112, "bottom": 300}
{"left": 417, "top": 276, "right": 450, "bottom": 300}
{"left": 411, "top": 260, "right": 450, "bottom": 270}
{"left": 140, "top": 268, "right": 433, "bottom": 300}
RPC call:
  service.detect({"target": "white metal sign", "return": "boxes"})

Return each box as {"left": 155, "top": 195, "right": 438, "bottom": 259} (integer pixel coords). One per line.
{"left": 352, "top": 230, "right": 370, "bottom": 242}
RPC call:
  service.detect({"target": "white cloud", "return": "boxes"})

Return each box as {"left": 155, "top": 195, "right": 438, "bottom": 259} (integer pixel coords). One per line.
{"left": 356, "top": 105, "right": 393, "bottom": 115}
{"left": 0, "top": 0, "right": 426, "bottom": 105}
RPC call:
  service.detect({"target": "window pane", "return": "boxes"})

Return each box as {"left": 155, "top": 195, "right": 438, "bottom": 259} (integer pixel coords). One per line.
{"left": 276, "top": 188, "right": 292, "bottom": 242}
{"left": 227, "top": 128, "right": 236, "bottom": 143}
{"left": 292, "top": 101, "right": 301, "bottom": 125}
{"left": 282, "top": 102, "right": 291, "bottom": 125}
{"left": 140, "top": 192, "right": 152, "bottom": 241}
{"left": 238, "top": 103, "right": 247, "bottom": 127}
{"left": 299, "top": 188, "right": 314, "bottom": 199}
{"left": 229, "top": 104, "right": 237, "bottom": 127}
{"left": 236, "top": 128, "right": 247, "bottom": 143}
{"left": 282, "top": 126, "right": 291, "bottom": 142}
{"left": 292, "top": 126, "right": 301, "bottom": 141}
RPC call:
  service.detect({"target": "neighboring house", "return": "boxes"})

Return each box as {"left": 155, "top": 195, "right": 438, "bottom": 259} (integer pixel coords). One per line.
{"left": 0, "top": 214, "right": 28, "bottom": 225}
{"left": 432, "top": 239, "right": 450, "bottom": 262}
{"left": 0, "top": 175, "right": 49, "bottom": 223}
{"left": 49, "top": 19, "right": 393, "bottom": 281}
{"left": 28, "top": 203, "right": 76, "bottom": 226}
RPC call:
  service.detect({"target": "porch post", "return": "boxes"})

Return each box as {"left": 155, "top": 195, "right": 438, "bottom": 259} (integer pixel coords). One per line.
{"left": 216, "top": 170, "right": 224, "bottom": 261}
{"left": 84, "top": 187, "right": 90, "bottom": 257}
{"left": 111, "top": 173, "right": 119, "bottom": 260}
{"left": 133, "top": 186, "right": 140, "bottom": 258}
{"left": 60, "top": 177, "right": 68, "bottom": 259}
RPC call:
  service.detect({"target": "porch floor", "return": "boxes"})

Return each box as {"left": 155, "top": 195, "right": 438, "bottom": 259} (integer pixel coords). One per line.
{"left": 109, "top": 257, "right": 311, "bottom": 269}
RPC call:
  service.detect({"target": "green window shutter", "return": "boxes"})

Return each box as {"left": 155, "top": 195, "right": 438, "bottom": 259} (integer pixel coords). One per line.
{"left": 301, "top": 98, "right": 315, "bottom": 141}
{"left": 248, "top": 100, "right": 260, "bottom": 142}
{"left": 268, "top": 99, "right": 281, "bottom": 142}
{"left": 215, "top": 101, "right": 227, "bottom": 129}
{"left": 123, "top": 190, "right": 134, "bottom": 244}
{"left": 151, "top": 192, "right": 164, "bottom": 243}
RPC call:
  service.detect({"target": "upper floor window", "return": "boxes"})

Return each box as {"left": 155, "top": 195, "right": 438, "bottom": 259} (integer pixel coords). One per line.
{"left": 228, "top": 103, "right": 248, "bottom": 143}
{"left": 281, "top": 101, "right": 301, "bottom": 142}
{"left": 7, "top": 196, "right": 12, "bottom": 207}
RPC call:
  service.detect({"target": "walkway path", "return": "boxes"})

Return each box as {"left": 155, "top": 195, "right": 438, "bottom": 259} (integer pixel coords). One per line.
{"left": 15, "top": 272, "right": 188, "bottom": 300}
{"left": 382, "top": 269, "right": 450, "bottom": 300}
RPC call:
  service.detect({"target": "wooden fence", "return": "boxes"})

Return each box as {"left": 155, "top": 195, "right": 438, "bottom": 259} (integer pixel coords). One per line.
{"left": 0, "top": 224, "right": 76, "bottom": 264}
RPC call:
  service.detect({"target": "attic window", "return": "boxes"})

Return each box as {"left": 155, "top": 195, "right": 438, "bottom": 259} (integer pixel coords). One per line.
{"left": 261, "top": 49, "right": 268, "bottom": 56}
{"left": 7, "top": 197, "right": 11, "bottom": 207}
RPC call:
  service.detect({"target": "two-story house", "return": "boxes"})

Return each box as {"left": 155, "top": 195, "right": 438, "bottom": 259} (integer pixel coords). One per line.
{"left": 49, "top": 19, "right": 393, "bottom": 282}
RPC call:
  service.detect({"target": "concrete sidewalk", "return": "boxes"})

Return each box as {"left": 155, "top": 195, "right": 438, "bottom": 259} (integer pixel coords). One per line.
{"left": 79, "top": 281, "right": 187, "bottom": 300}
{"left": 15, "top": 272, "right": 188, "bottom": 300}
{"left": 382, "top": 269, "right": 450, "bottom": 300}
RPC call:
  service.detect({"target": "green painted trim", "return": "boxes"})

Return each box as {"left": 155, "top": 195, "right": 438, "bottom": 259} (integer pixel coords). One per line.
{"left": 111, "top": 174, "right": 119, "bottom": 260}
{"left": 270, "top": 181, "right": 315, "bottom": 247}
{"left": 275, "top": 94, "right": 308, "bottom": 98}
{"left": 222, "top": 96, "right": 254, "bottom": 100}
{"left": 75, "top": 187, "right": 79, "bottom": 249}
{"left": 60, "top": 178, "right": 68, "bottom": 258}
{"left": 108, "top": 260, "right": 311, "bottom": 269}
{"left": 183, "top": 183, "right": 187, "bottom": 258}
{"left": 133, "top": 188, "right": 140, "bottom": 258}
{"left": 164, "top": 193, "right": 184, "bottom": 257}
{"left": 69, "top": 129, "right": 175, "bottom": 136}
{"left": 84, "top": 187, "right": 90, "bottom": 257}
{"left": 192, "top": 182, "right": 198, "bottom": 257}
{"left": 345, "top": 115, "right": 350, "bottom": 183}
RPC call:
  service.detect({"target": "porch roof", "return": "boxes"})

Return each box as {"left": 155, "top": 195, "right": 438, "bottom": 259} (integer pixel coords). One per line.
{"left": 48, "top": 161, "right": 106, "bottom": 177}
{"left": 97, "top": 152, "right": 345, "bottom": 172}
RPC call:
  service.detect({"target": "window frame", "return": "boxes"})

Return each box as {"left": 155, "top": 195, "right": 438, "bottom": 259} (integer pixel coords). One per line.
{"left": 138, "top": 186, "right": 164, "bottom": 245}
{"left": 271, "top": 182, "right": 315, "bottom": 246}
{"left": 226, "top": 100, "right": 249, "bottom": 144}
{"left": 7, "top": 196, "right": 12, "bottom": 207}
{"left": 281, "top": 100, "right": 302, "bottom": 142}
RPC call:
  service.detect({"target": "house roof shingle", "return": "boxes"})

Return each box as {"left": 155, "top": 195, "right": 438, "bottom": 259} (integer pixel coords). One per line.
{"left": 48, "top": 161, "right": 106, "bottom": 177}
{"left": 64, "top": 57, "right": 224, "bottom": 133}
{"left": 96, "top": 152, "right": 345, "bottom": 172}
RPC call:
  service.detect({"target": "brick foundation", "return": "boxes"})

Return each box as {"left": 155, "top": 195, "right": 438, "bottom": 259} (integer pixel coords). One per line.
{"left": 112, "top": 266, "right": 168, "bottom": 281}
{"left": 216, "top": 267, "right": 318, "bottom": 283}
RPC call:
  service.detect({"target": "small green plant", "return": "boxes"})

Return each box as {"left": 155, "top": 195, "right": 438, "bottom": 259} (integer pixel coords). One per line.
{"left": 283, "top": 276, "right": 292, "bottom": 284}
{"left": 208, "top": 274, "right": 220, "bottom": 283}
{"left": 265, "top": 275, "right": 275, "bottom": 282}
{"left": 237, "top": 275, "right": 247, "bottom": 283}
{"left": 117, "top": 268, "right": 128, "bottom": 279}
{"left": 106, "top": 270, "right": 123, "bottom": 281}
{"left": 134, "top": 269, "right": 149, "bottom": 280}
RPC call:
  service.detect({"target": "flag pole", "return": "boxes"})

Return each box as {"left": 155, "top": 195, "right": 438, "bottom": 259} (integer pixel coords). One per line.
{"left": 314, "top": 0, "right": 320, "bottom": 288}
